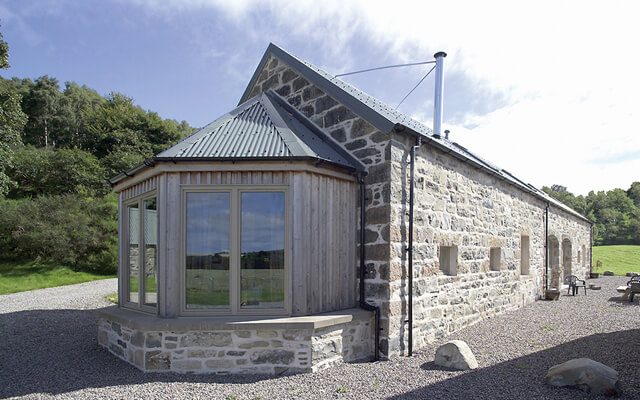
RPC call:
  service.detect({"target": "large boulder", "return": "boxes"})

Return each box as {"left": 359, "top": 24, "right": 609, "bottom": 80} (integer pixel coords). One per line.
{"left": 545, "top": 358, "right": 620, "bottom": 397}
{"left": 434, "top": 340, "right": 478, "bottom": 370}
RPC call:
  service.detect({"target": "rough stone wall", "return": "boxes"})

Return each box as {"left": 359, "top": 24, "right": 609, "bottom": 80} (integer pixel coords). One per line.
{"left": 97, "top": 315, "right": 373, "bottom": 374}
{"left": 245, "top": 53, "right": 591, "bottom": 359}
{"left": 246, "top": 54, "right": 392, "bottom": 343}
{"left": 387, "top": 137, "right": 591, "bottom": 355}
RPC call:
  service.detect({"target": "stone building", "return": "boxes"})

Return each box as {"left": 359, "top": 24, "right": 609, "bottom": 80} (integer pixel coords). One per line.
{"left": 97, "top": 43, "right": 592, "bottom": 373}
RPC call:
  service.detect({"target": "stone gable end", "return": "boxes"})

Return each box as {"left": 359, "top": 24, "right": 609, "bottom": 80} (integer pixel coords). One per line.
{"left": 241, "top": 52, "right": 591, "bottom": 359}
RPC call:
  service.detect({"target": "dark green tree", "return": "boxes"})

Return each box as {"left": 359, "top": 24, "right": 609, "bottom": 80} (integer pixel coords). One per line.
{"left": 542, "top": 184, "right": 586, "bottom": 214}
{"left": 22, "top": 75, "right": 62, "bottom": 148}
{"left": 0, "top": 26, "right": 27, "bottom": 197}
{"left": 0, "top": 91, "right": 27, "bottom": 197}
{"left": 8, "top": 146, "right": 108, "bottom": 197}
{"left": 53, "top": 81, "right": 105, "bottom": 148}
{"left": 627, "top": 182, "right": 640, "bottom": 208}
{"left": 0, "top": 24, "right": 8, "bottom": 69}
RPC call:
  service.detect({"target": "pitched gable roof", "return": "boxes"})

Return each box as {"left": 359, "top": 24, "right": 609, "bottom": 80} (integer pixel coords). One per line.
{"left": 239, "top": 43, "right": 591, "bottom": 223}
{"left": 240, "top": 43, "right": 433, "bottom": 136}
{"left": 155, "top": 90, "right": 364, "bottom": 172}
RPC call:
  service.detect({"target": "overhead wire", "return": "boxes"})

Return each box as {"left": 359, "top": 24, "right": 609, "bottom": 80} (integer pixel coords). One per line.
{"left": 395, "top": 65, "right": 436, "bottom": 110}
{"left": 333, "top": 59, "right": 437, "bottom": 111}
{"left": 334, "top": 60, "right": 435, "bottom": 77}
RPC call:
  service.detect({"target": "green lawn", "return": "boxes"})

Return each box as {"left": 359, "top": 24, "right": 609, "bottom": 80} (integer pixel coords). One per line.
{"left": 0, "top": 259, "right": 115, "bottom": 295}
{"left": 592, "top": 245, "right": 640, "bottom": 276}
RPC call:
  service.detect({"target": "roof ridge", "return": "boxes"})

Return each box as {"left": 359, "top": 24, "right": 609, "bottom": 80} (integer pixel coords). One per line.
{"left": 239, "top": 43, "right": 434, "bottom": 137}
{"left": 265, "top": 90, "right": 365, "bottom": 171}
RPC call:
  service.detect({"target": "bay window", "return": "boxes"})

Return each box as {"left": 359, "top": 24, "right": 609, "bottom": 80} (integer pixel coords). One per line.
{"left": 124, "top": 194, "right": 158, "bottom": 311}
{"left": 183, "top": 187, "right": 287, "bottom": 315}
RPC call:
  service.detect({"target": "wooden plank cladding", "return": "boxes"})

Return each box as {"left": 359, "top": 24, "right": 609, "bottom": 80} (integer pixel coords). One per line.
{"left": 290, "top": 172, "right": 357, "bottom": 315}
{"left": 121, "top": 176, "right": 158, "bottom": 201}
{"left": 179, "top": 171, "right": 290, "bottom": 185}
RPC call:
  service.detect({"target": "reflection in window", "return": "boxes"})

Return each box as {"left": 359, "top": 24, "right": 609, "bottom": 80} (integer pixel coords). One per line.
{"left": 240, "top": 192, "right": 285, "bottom": 309}
{"left": 143, "top": 198, "right": 158, "bottom": 306}
{"left": 185, "top": 192, "right": 230, "bottom": 309}
{"left": 127, "top": 203, "right": 139, "bottom": 304}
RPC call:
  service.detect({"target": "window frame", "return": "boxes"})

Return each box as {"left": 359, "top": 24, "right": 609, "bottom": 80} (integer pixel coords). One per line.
{"left": 180, "top": 185, "right": 290, "bottom": 316}
{"left": 122, "top": 192, "right": 159, "bottom": 314}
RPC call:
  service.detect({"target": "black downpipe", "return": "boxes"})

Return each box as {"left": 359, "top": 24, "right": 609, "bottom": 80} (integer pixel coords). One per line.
{"left": 358, "top": 178, "right": 380, "bottom": 361}
{"left": 590, "top": 224, "right": 593, "bottom": 276}
{"left": 544, "top": 203, "right": 549, "bottom": 292}
{"left": 407, "top": 137, "right": 420, "bottom": 356}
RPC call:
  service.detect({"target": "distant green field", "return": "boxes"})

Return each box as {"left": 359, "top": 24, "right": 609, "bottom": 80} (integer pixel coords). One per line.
{"left": 0, "top": 259, "right": 115, "bottom": 295}
{"left": 592, "top": 245, "right": 640, "bottom": 276}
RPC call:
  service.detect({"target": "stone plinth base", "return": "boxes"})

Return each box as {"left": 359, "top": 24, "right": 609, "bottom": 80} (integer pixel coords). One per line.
{"left": 94, "top": 307, "right": 373, "bottom": 374}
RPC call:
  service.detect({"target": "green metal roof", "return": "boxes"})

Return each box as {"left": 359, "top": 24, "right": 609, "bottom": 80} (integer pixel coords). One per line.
{"left": 155, "top": 90, "right": 364, "bottom": 172}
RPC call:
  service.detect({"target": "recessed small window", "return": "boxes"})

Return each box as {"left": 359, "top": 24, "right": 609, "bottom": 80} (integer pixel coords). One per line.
{"left": 439, "top": 245, "right": 457, "bottom": 276}
{"left": 490, "top": 247, "right": 501, "bottom": 271}
{"left": 520, "top": 236, "right": 530, "bottom": 275}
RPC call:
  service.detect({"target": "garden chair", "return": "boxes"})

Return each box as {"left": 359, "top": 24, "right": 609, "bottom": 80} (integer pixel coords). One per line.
{"left": 628, "top": 276, "right": 640, "bottom": 302}
{"left": 564, "top": 275, "right": 587, "bottom": 296}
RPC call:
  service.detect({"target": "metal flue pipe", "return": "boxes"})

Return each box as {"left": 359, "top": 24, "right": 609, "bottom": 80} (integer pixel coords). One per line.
{"left": 433, "top": 51, "right": 447, "bottom": 138}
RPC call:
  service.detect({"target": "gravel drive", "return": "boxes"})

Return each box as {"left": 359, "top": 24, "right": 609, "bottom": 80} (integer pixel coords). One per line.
{"left": 1, "top": 276, "right": 638, "bottom": 399}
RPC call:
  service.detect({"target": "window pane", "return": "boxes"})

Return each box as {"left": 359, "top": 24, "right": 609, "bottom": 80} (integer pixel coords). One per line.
{"left": 127, "top": 203, "right": 139, "bottom": 304}
{"left": 185, "top": 192, "right": 230, "bottom": 309}
{"left": 143, "top": 198, "right": 158, "bottom": 306}
{"left": 240, "top": 192, "right": 285, "bottom": 309}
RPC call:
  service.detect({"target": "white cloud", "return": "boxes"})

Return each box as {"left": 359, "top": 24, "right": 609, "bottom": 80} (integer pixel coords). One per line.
{"left": 131, "top": 0, "right": 640, "bottom": 194}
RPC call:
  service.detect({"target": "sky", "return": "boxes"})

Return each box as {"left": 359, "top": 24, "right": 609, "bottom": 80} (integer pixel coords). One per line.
{"left": 1, "top": 0, "right": 639, "bottom": 196}
{"left": 186, "top": 192, "right": 284, "bottom": 254}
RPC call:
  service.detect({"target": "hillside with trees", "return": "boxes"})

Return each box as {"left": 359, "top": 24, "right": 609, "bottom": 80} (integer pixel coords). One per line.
{"left": 0, "top": 29, "right": 195, "bottom": 274}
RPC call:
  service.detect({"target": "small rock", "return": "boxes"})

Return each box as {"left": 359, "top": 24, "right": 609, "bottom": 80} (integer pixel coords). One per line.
{"left": 589, "top": 284, "right": 601, "bottom": 290}
{"left": 434, "top": 340, "right": 478, "bottom": 370}
{"left": 626, "top": 272, "right": 639, "bottom": 277}
{"left": 603, "top": 271, "right": 615, "bottom": 276}
{"left": 545, "top": 358, "right": 620, "bottom": 397}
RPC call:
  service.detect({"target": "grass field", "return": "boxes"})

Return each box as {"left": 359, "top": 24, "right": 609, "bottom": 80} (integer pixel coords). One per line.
{"left": 0, "top": 259, "right": 115, "bottom": 295}
{"left": 592, "top": 245, "right": 640, "bottom": 276}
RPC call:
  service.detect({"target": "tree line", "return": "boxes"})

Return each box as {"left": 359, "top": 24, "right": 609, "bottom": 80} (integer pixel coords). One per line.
{"left": 0, "top": 29, "right": 195, "bottom": 273}
{"left": 542, "top": 184, "right": 640, "bottom": 246}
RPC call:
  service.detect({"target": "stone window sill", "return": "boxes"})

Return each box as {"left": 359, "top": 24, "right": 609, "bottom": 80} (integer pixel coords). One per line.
{"left": 94, "top": 306, "right": 371, "bottom": 333}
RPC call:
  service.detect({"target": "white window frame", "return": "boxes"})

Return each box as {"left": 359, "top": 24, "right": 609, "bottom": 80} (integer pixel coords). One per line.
{"left": 180, "top": 185, "right": 290, "bottom": 316}
{"left": 122, "top": 192, "right": 159, "bottom": 314}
